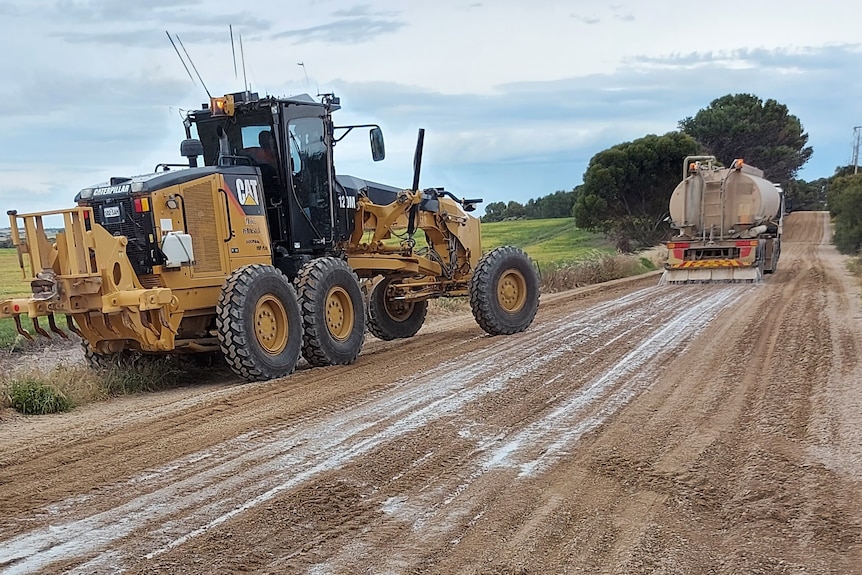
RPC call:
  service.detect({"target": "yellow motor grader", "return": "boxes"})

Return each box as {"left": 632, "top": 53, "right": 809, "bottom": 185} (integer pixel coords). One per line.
{"left": 1, "top": 91, "right": 539, "bottom": 381}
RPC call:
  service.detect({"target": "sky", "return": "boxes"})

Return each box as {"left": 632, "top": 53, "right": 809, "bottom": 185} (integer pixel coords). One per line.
{"left": 1, "top": 0, "right": 861, "bottom": 219}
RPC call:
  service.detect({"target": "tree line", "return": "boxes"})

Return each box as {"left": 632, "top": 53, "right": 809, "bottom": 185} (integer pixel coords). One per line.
{"left": 482, "top": 93, "right": 858, "bottom": 252}
{"left": 482, "top": 190, "right": 577, "bottom": 222}
{"left": 826, "top": 167, "right": 862, "bottom": 254}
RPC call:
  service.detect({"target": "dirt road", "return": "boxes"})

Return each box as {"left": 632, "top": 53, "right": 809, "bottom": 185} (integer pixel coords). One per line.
{"left": 1, "top": 211, "right": 860, "bottom": 574}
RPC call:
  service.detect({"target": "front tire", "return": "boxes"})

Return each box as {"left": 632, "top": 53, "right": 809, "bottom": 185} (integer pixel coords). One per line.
{"left": 367, "top": 277, "right": 428, "bottom": 340}
{"left": 295, "top": 257, "right": 365, "bottom": 367}
{"left": 469, "top": 246, "right": 540, "bottom": 335}
{"left": 216, "top": 264, "right": 302, "bottom": 381}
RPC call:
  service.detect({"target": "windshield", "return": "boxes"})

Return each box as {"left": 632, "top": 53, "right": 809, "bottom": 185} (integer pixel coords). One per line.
{"left": 194, "top": 112, "right": 275, "bottom": 167}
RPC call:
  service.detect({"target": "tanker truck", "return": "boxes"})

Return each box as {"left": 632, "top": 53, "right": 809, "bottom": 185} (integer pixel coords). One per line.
{"left": 662, "top": 156, "right": 784, "bottom": 284}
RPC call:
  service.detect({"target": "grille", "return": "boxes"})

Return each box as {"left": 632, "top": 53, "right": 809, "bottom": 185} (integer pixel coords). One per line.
{"left": 92, "top": 197, "right": 152, "bottom": 276}
{"left": 181, "top": 181, "right": 222, "bottom": 273}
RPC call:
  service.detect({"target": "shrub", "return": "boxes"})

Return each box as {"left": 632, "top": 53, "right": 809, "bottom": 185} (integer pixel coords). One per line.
{"left": 639, "top": 257, "right": 657, "bottom": 271}
{"left": 99, "top": 355, "right": 208, "bottom": 395}
{"left": 6, "top": 377, "right": 74, "bottom": 415}
{"left": 539, "top": 254, "right": 651, "bottom": 293}
{"left": 429, "top": 297, "right": 470, "bottom": 315}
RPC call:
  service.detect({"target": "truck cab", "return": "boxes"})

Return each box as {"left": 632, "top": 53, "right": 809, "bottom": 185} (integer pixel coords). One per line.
{"left": 187, "top": 91, "right": 383, "bottom": 278}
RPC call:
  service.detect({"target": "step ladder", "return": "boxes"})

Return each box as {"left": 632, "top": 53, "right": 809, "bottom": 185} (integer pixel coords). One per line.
{"left": 700, "top": 180, "right": 724, "bottom": 240}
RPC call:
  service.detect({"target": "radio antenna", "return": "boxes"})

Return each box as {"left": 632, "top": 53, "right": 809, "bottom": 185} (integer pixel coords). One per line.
{"left": 166, "top": 31, "right": 196, "bottom": 87}
{"left": 239, "top": 32, "right": 249, "bottom": 96}
{"left": 175, "top": 33, "right": 211, "bottom": 99}
{"left": 230, "top": 25, "right": 238, "bottom": 79}
{"left": 297, "top": 62, "right": 310, "bottom": 88}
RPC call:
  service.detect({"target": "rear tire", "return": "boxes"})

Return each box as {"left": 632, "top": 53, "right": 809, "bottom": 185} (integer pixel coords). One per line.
{"left": 367, "top": 277, "right": 427, "bottom": 340}
{"left": 216, "top": 264, "right": 302, "bottom": 382}
{"left": 765, "top": 239, "right": 780, "bottom": 274}
{"left": 295, "top": 257, "right": 365, "bottom": 366}
{"left": 470, "top": 246, "right": 540, "bottom": 335}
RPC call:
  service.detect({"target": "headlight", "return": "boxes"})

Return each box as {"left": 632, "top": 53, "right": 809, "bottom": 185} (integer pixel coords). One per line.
{"left": 131, "top": 181, "right": 146, "bottom": 193}
{"left": 78, "top": 187, "right": 94, "bottom": 200}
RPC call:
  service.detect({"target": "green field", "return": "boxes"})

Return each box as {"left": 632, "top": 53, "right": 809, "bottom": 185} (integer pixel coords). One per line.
{"left": 0, "top": 249, "right": 29, "bottom": 297}
{"left": 1, "top": 249, "right": 36, "bottom": 346}
{"left": 480, "top": 218, "right": 615, "bottom": 267}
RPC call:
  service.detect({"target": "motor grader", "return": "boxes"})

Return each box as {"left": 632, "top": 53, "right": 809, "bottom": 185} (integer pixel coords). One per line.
{"left": 1, "top": 91, "right": 539, "bottom": 381}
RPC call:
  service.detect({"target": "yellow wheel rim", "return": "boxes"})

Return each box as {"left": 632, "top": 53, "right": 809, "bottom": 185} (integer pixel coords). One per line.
{"left": 325, "top": 286, "right": 354, "bottom": 341}
{"left": 254, "top": 294, "right": 289, "bottom": 355}
{"left": 497, "top": 269, "right": 527, "bottom": 313}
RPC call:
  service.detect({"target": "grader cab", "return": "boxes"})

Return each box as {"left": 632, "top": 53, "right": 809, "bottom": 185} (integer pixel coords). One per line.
{"left": 2, "top": 91, "right": 540, "bottom": 381}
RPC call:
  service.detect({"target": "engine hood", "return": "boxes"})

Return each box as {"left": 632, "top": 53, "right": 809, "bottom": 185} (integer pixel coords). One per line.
{"left": 75, "top": 166, "right": 220, "bottom": 202}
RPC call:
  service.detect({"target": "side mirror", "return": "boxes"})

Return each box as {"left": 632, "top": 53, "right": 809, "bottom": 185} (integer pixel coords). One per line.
{"left": 370, "top": 127, "right": 385, "bottom": 162}
{"left": 180, "top": 138, "right": 204, "bottom": 168}
{"left": 180, "top": 138, "right": 204, "bottom": 158}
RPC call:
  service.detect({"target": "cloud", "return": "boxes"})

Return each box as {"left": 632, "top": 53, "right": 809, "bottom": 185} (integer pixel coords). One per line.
{"left": 271, "top": 16, "right": 406, "bottom": 44}
{"left": 609, "top": 3, "right": 634, "bottom": 21}
{"left": 571, "top": 3, "right": 635, "bottom": 26}
{"left": 53, "top": 28, "right": 262, "bottom": 48}
{"left": 326, "top": 43, "right": 862, "bottom": 201}
{"left": 0, "top": 68, "right": 191, "bottom": 213}
{"left": 2, "top": 0, "right": 860, "bottom": 217}
{"left": 572, "top": 14, "right": 601, "bottom": 25}
{"left": 332, "top": 4, "right": 399, "bottom": 18}
{"left": 0, "top": 4, "right": 21, "bottom": 16}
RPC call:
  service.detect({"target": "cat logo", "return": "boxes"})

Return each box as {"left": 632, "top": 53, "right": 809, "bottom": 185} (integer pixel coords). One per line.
{"left": 236, "top": 179, "right": 260, "bottom": 206}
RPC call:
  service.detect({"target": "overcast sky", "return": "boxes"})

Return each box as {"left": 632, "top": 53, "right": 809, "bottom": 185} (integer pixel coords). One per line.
{"left": 1, "top": 0, "right": 860, "bottom": 218}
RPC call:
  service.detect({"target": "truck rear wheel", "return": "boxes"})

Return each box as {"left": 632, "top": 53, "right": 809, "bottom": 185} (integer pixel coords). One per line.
{"left": 470, "top": 246, "right": 539, "bottom": 336}
{"left": 367, "top": 277, "right": 427, "bottom": 340}
{"left": 216, "top": 264, "right": 302, "bottom": 381}
{"left": 295, "top": 257, "right": 365, "bottom": 367}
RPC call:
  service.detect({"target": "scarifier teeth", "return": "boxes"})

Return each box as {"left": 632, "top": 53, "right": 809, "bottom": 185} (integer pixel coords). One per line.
{"left": 13, "top": 315, "right": 33, "bottom": 341}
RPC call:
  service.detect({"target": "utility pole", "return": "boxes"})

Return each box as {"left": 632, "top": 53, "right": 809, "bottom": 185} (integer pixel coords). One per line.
{"left": 853, "top": 126, "right": 862, "bottom": 174}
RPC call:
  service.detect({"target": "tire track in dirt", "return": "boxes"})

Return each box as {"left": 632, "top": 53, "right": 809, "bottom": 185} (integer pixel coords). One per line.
{"left": 1, "top": 285, "right": 748, "bottom": 574}
{"left": 0, "top": 321, "right": 492, "bottom": 519}
{"left": 1, "top": 212, "right": 860, "bottom": 575}
{"left": 303, "top": 287, "right": 746, "bottom": 575}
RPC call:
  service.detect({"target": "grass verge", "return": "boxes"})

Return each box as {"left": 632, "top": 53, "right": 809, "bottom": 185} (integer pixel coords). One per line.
{"left": 1, "top": 355, "right": 229, "bottom": 415}
{"left": 847, "top": 257, "right": 862, "bottom": 290}
{"left": 539, "top": 253, "right": 656, "bottom": 293}
{"left": 0, "top": 320, "right": 24, "bottom": 350}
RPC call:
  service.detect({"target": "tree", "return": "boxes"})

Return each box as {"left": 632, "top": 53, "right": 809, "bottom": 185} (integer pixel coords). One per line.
{"left": 505, "top": 200, "right": 526, "bottom": 219}
{"left": 525, "top": 190, "right": 577, "bottom": 219}
{"left": 785, "top": 178, "right": 826, "bottom": 212}
{"left": 832, "top": 165, "right": 859, "bottom": 178}
{"left": 572, "top": 132, "right": 702, "bottom": 250}
{"left": 679, "top": 93, "right": 812, "bottom": 188}
{"left": 827, "top": 173, "right": 862, "bottom": 217}
{"left": 828, "top": 174, "right": 862, "bottom": 254}
{"left": 482, "top": 201, "right": 507, "bottom": 222}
